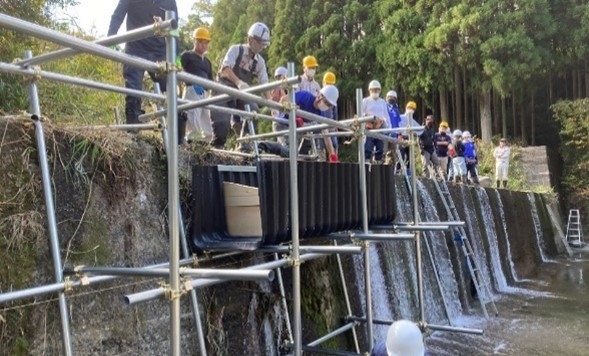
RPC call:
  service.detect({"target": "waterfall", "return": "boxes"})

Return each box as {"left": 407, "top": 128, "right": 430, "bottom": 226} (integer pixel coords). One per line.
{"left": 492, "top": 189, "right": 522, "bottom": 282}
{"left": 526, "top": 193, "right": 549, "bottom": 262}
{"left": 475, "top": 188, "right": 508, "bottom": 292}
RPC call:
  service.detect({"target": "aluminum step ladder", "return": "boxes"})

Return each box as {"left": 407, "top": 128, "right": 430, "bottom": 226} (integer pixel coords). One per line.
{"left": 396, "top": 148, "right": 498, "bottom": 318}
{"left": 566, "top": 209, "right": 584, "bottom": 248}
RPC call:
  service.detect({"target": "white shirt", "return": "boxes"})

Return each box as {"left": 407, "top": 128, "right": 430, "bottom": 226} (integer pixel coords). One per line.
{"left": 221, "top": 44, "right": 269, "bottom": 84}
{"left": 493, "top": 145, "right": 510, "bottom": 164}
{"left": 297, "top": 76, "right": 321, "bottom": 95}
{"left": 362, "top": 97, "right": 390, "bottom": 128}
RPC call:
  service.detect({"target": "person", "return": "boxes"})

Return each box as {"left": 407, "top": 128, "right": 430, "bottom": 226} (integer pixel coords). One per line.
{"left": 396, "top": 101, "right": 418, "bottom": 175}
{"left": 449, "top": 129, "right": 467, "bottom": 183}
{"left": 363, "top": 80, "right": 389, "bottom": 163}
{"left": 180, "top": 26, "right": 213, "bottom": 143}
{"left": 493, "top": 138, "right": 510, "bottom": 188}
{"left": 260, "top": 85, "right": 339, "bottom": 161}
{"left": 371, "top": 319, "right": 425, "bottom": 356}
{"left": 108, "top": 0, "right": 178, "bottom": 125}
{"left": 462, "top": 130, "right": 479, "bottom": 184}
{"left": 384, "top": 90, "right": 402, "bottom": 165}
{"left": 433, "top": 121, "right": 452, "bottom": 179}
{"left": 298, "top": 55, "right": 321, "bottom": 95}
{"left": 210, "top": 22, "right": 271, "bottom": 149}
{"left": 321, "top": 71, "right": 339, "bottom": 157}
{"left": 418, "top": 115, "right": 440, "bottom": 177}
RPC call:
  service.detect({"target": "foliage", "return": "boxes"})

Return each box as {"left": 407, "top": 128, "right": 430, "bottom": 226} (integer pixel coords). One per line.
{"left": 551, "top": 99, "right": 589, "bottom": 206}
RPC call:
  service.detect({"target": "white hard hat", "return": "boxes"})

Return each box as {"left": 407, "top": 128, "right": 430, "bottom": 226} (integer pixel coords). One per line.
{"left": 320, "top": 85, "right": 339, "bottom": 106}
{"left": 462, "top": 130, "right": 471, "bottom": 138}
{"left": 386, "top": 320, "right": 425, "bottom": 356}
{"left": 247, "top": 22, "right": 270, "bottom": 45}
{"left": 274, "top": 66, "right": 288, "bottom": 78}
{"left": 453, "top": 129, "right": 463, "bottom": 137}
{"left": 368, "top": 80, "right": 381, "bottom": 90}
{"left": 386, "top": 90, "right": 398, "bottom": 98}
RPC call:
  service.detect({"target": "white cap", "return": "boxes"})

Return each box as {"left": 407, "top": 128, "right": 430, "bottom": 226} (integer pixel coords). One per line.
{"left": 462, "top": 130, "right": 471, "bottom": 138}
{"left": 386, "top": 90, "right": 398, "bottom": 98}
{"left": 274, "top": 66, "right": 288, "bottom": 78}
{"left": 453, "top": 129, "right": 463, "bottom": 137}
{"left": 386, "top": 320, "right": 425, "bottom": 356}
{"left": 369, "top": 80, "right": 381, "bottom": 90}
{"left": 247, "top": 22, "right": 270, "bottom": 45}
{"left": 320, "top": 85, "right": 339, "bottom": 106}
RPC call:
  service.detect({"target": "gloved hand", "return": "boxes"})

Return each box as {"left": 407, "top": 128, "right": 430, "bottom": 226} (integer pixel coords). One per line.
{"left": 237, "top": 81, "right": 249, "bottom": 90}
{"left": 295, "top": 117, "right": 304, "bottom": 127}
{"left": 329, "top": 153, "right": 339, "bottom": 163}
{"left": 175, "top": 57, "right": 183, "bottom": 70}
{"left": 192, "top": 85, "right": 205, "bottom": 95}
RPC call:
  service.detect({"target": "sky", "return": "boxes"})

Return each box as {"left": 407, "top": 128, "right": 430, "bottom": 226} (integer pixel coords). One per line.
{"left": 56, "top": 0, "right": 196, "bottom": 37}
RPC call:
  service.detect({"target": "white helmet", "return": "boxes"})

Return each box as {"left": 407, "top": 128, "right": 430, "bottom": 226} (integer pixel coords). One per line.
{"left": 386, "top": 320, "right": 425, "bottom": 356}
{"left": 386, "top": 90, "right": 398, "bottom": 98}
{"left": 369, "top": 80, "right": 381, "bottom": 90}
{"left": 274, "top": 66, "right": 288, "bottom": 78}
{"left": 320, "top": 85, "right": 339, "bottom": 106}
{"left": 462, "top": 130, "right": 471, "bottom": 138}
{"left": 247, "top": 22, "right": 270, "bottom": 45}
{"left": 453, "top": 129, "right": 463, "bottom": 137}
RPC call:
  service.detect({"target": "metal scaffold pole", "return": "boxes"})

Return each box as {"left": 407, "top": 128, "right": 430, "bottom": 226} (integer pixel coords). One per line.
{"left": 287, "top": 62, "right": 303, "bottom": 356}
{"left": 25, "top": 50, "right": 74, "bottom": 356}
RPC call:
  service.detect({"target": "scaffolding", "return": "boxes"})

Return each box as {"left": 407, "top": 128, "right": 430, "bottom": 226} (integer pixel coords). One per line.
{"left": 0, "top": 11, "right": 486, "bottom": 356}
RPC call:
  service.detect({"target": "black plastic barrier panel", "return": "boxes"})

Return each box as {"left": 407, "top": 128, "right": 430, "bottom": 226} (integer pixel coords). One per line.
{"left": 190, "top": 162, "right": 396, "bottom": 251}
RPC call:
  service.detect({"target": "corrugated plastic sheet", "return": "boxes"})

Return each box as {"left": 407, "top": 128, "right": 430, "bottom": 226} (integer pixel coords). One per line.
{"left": 190, "top": 161, "right": 396, "bottom": 251}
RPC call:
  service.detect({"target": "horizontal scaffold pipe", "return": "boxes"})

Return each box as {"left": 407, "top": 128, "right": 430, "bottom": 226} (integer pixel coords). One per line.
{"left": 367, "top": 127, "right": 425, "bottom": 134}
{"left": 307, "top": 321, "right": 358, "bottom": 347}
{"left": 235, "top": 116, "right": 377, "bottom": 142}
{"left": 0, "top": 258, "right": 195, "bottom": 305}
{"left": 258, "top": 245, "right": 362, "bottom": 255}
{"left": 394, "top": 221, "right": 466, "bottom": 227}
{"left": 63, "top": 266, "right": 274, "bottom": 282}
{"left": 139, "top": 76, "right": 301, "bottom": 122}
{"left": 346, "top": 316, "right": 484, "bottom": 335}
{"left": 15, "top": 18, "right": 178, "bottom": 67}
{"left": 330, "top": 232, "right": 415, "bottom": 241}
{"left": 394, "top": 225, "right": 450, "bottom": 231}
{"left": 125, "top": 251, "right": 344, "bottom": 306}
{"left": 206, "top": 105, "right": 288, "bottom": 125}
{"left": 67, "top": 123, "right": 160, "bottom": 131}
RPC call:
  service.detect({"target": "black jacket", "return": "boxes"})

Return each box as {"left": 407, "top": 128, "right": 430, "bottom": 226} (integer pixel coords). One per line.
{"left": 108, "top": 0, "right": 178, "bottom": 54}
{"left": 419, "top": 125, "right": 436, "bottom": 153}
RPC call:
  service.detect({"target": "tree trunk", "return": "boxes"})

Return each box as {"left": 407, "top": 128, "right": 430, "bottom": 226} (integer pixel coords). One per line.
{"left": 530, "top": 90, "right": 535, "bottom": 146}
{"left": 549, "top": 70, "right": 554, "bottom": 102}
{"left": 479, "top": 89, "right": 492, "bottom": 142}
{"left": 439, "top": 89, "right": 449, "bottom": 125}
{"left": 512, "top": 89, "right": 517, "bottom": 138}
{"left": 520, "top": 88, "right": 527, "bottom": 146}
{"left": 585, "top": 59, "right": 589, "bottom": 98}
{"left": 501, "top": 96, "right": 507, "bottom": 138}
{"left": 572, "top": 69, "right": 578, "bottom": 99}
{"left": 492, "top": 89, "right": 500, "bottom": 135}
{"left": 462, "top": 66, "right": 468, "bottom": 129}
{"left": 454, "top": 67, "right": 462, "bottom": 129}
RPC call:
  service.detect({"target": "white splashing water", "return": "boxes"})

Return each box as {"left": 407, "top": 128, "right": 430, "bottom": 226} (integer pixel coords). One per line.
{"left": 492, "top": 189, "right": 522, "bottom": 282}
{"left": 526, "top": 193, "right": 550, "bottom": 263}
{"left": 476, "top": 188, "right": 508, "bottom": 293}
{"left": 416, "top": 181, "right": 464, "bottom": 322}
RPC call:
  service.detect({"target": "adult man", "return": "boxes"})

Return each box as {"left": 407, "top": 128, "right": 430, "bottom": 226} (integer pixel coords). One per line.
{"left": 385, "top": 90, "right": 402, "bottom": 164}
{"left": 298, "top": 55, "right": 321, "bottom": 95}
{"left": 418, "top": 115, "right": 439, "bottom": 177}
{"left": 210, "top": 22, "right": 271, "bottom": 149}
{"left": 433, "top": 121, "right": 452, "bottom": 178}
{"left": 108, "top": 0, "right": 178, "bottom": 125}
{"left": 493, "top": 138, "right": 510, "bottom": 188}
{"left": 262, "top": 85, "right": 339, "bottom": 162}
{"left": 363, "top": 80, "right": 389, "bottom": 163}
{"left": 180, "top": 27, "right": 213, "bottom": 143}
{"left": 371, "top": 320, "right": 426, "bottom": 356}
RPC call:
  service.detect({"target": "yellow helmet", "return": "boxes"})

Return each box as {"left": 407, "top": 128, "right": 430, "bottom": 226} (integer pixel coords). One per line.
{"left": 303, "top": 55, "right": 318, "bottom": 68}
{"left": 440, "top": 121, "right": 448, "bottom": 128}
{"left": 323, "top": 71, "right": 336, "bottom": 85}
{"left": 406, "top": 101, "right": 417, "bottom": 110}
{"left": 193, "top": 27, "right": 211, "bottom": 41}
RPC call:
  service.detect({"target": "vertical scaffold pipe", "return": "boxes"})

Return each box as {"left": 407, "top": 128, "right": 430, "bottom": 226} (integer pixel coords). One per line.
{"left": 287, "top": 62, "right": 302, "bottom": 356}
{"left": 356, "top": 88, "right": 374, "bottom": 352}
{"left": 25, "top": 50, "right": 73, "bottom": 356}
{"left": 164, "top": 11, "right": 181, "bottom": 356}
{"left": 154, "top": 83, "right": 207, "bottom": 356}
{"left": 409, "top": 117, "right": 426, "bottom": 325}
